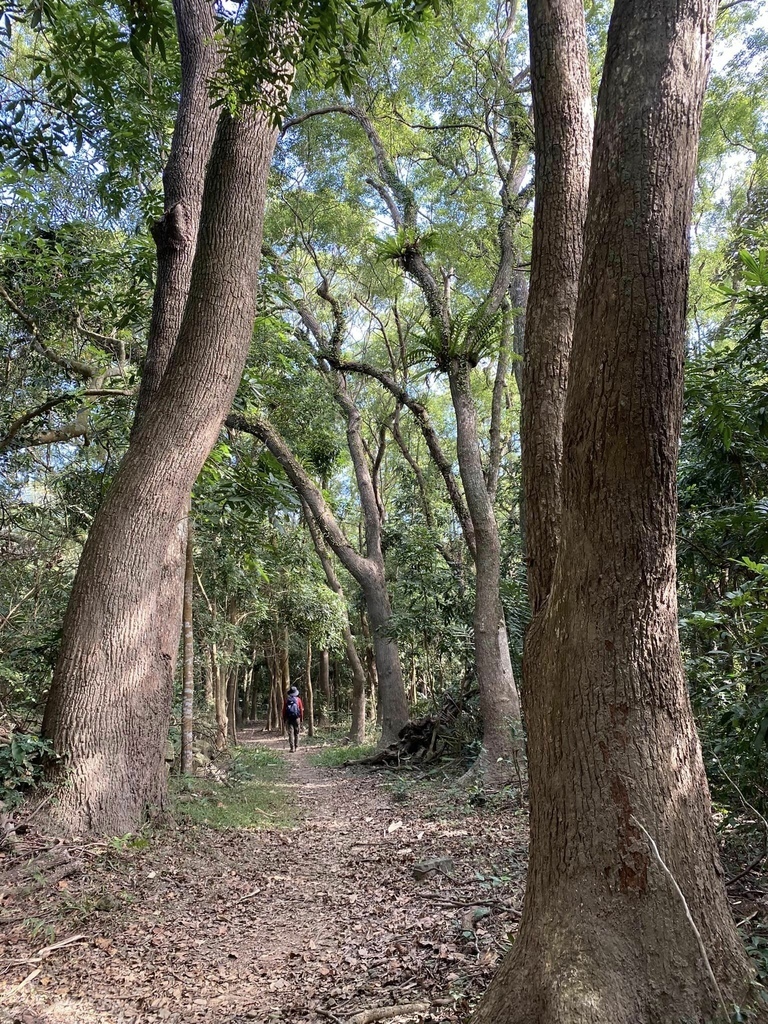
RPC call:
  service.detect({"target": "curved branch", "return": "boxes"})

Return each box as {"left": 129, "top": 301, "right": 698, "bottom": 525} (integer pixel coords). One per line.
{"left": 325, "top": 355, "right": 476, "bottom": 558}
{"left": 0, "top": 284, "right": 101, "bottom": 380}
{"left": 225, "top": 413, "right": 373, "bottom": 586}
{"left": 282, "top": 104, "right": 417, "bottom": 228}
{"left": 0, "top": 389, "right": 135, "bottom": 453}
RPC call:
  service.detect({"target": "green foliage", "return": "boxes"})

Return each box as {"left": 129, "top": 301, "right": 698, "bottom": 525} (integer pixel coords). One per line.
{"left": 685, "top": 561, "right": 768, "bottom": 808}
{"left": 681, "top": 245, "right": 768, "bottom": 810}
{"left": 0, "top": 731, "right": 55, "bottom": 808}
{"left": 170, "top": 747, "right": 296, "bottom": 829}
{"left": 408, "top": 308, "right": 503, "bottom": 371}
{"left": 0, "top": 0, "right": 177, "bottom": 210}
{"left": 216, "top": 0, "right": 440, "bottom": 121}
{"left": 310, "top": 742, "right": 376, "bottom": 766}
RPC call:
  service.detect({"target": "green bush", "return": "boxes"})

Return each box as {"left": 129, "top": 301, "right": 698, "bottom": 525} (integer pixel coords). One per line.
{"left": 0, "top": 732, "right": 56, "bottom": 809}
{"left": 310, "top": 743, "right": 376, "bottom": 767}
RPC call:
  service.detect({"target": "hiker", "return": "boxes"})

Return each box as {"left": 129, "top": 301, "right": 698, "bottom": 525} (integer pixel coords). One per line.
{"left": 283, "top": 685, "right": 304, "bottom": 752}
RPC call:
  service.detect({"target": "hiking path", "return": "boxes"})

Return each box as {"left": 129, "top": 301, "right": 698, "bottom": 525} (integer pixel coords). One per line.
{"left": 1, "top": 729, "right": 527, "bottom": 1024}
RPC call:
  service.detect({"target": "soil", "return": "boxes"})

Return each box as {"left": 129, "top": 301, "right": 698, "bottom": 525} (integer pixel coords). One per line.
{"left": 0, "top": 730, "right": 528, "bottom": 1024}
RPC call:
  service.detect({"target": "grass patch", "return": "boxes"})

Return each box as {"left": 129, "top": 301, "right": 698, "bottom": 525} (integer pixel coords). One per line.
{"left": 310, "top": 743, "right": 377, "bottom": 767}
{"left": 170, "top": 747, "right": 296, "bottom": 829}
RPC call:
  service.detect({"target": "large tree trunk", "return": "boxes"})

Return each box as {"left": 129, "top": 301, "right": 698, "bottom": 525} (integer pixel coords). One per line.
{"left": 361, "top": 572, "right": 407, "bottom": 746}
{"left": 133, "top": 1, "right": 222, "bottom": 762}
{"left": 449, "top": 358, "right": 522, "bottom": 788}
{"left": 134, "top": 0, "right": 220, "bottom": 423}
{"left": 474, "top": 0, "right": 751, "bottom": 1020}
{"left": 520, "top": 0, "right": 593, "bottom": 615}
{"left": 180, "top": 519, "right": 194, "bottom": 774}
{"left": 42, "top": 99, "right": 284, "bottom": 833}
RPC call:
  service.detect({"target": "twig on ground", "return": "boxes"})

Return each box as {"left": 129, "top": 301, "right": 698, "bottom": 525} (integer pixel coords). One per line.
{"left": 632, "top": 816, "right": 728, "bottom": 1022}
{"left": 347, "top": 1002, "right": 430, "bottom": 1024}
{"left": 25, "top": 793, "right": 54, "bottom": 824}
{"left": 229, "top": 888, "right": 261, "bottom": 906}
{"left": 11, "top": 966, "right": 41, "bottom": 993}
{"left": 29, "top": 932, "right": 88, "bottom": 961}
{"left": 415, "top": 892, "right": 520, "bottom": 915}
{"left": 736, "top": 910, "right": 759, "bottom": 930}
{"left": 11, "top": 860, "right": 83, "bottom": 899}
{"left": 318, "top": 1010, "right": 346, "bottom": 1024}
{"left": 6, "top": 932, "right": 89, "bottom": 969}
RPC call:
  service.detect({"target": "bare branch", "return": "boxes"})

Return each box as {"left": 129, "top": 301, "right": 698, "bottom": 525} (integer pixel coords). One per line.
{"left": 0, "top": 283, "right": 100, "bottom": 380}
{"left": 0, "top": 389, "right": 135, "bottom": 453}
{"left": 225, "top": 413, "right": 372, "bottom": 585}
{"left": 326, "top": 354, "right": 476, "bottom": 559}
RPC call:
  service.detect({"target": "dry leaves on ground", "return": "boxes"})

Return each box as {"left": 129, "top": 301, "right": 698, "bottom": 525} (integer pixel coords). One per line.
{"left": 0, "top": 732, "right": 528, "bottom": 1024}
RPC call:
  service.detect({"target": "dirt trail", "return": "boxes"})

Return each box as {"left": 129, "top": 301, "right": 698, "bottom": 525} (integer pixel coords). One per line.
{"left": 1, "top": 731, "right": 527, "bottom": 1024}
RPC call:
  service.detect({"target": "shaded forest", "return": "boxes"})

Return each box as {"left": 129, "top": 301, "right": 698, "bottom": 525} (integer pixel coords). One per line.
{"left": 1, "top": 0, "right": 767, "bottom": 1021}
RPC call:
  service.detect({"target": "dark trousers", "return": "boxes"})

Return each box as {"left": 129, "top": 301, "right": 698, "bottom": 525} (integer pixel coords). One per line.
{"left": 286, "top": 718, "right": 300, "bottom": 750}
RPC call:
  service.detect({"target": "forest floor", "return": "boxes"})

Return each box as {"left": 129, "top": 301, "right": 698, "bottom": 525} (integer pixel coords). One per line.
{"left": 0, "top": 728, "right": 528, "bottom": 1024}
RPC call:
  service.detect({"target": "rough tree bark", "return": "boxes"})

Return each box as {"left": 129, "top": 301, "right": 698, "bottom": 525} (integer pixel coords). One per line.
{"left": 180, "top": 519, "right": 194, "bottom": 774}
{"left": 520, "top": 0, "right": 593, "bottom": 614}
{"left": 227, "top": 413, "right": 408, "bottom": 744}
{"left": 133, "top": 0, "right": 222, "bottom": 746}
{"left": 473, "top": 0, "right": 752, "bottom": 1020}
{"left": 42, "top": 92, "right": 286, "bottom": 832}
{"left": 134, "top": 0, "right": 221, "bottom": 424}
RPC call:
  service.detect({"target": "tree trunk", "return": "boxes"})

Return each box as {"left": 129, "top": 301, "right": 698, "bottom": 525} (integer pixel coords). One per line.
{"left": 214, "top": 652, "right": 227, "bottom": 751}
{"left": 449, "top": 358, "right": 522, "bottom": 788}
{"left": 133, "top": 0, "right": 221, "bottom": 425}
{"left": 226, "top": 669, "right": 238, "bottom": 746}
{"left": 130, "top": 2, "right": 223, "bottom": 770}
{"left": 520, "top": 0, "right": 593, "bottom": 615}
{"left": 236, "top": 667, "right": 247, "bottom": 728}
{"left": 318, "top": 649, "right": 331, "bottom": 727}
{"left": 249, "top": 663, "right": 260, "bottom": 722}
{"left": 474, "top": 0, "right": 751, "bottom": 1019}
{"left": 362, "top": 573, "right": 407, "bottom": 745}
{"left": 304, "top": 639, "right": 315, "bottom": 738}
{"left": 42, "top": 98, "right": 285, "bottom": 833}
{"left": 279, "top": 635, "right": 289, "bottom": 737}
{"left": 266, "top": 654, "right": 276, "bottom": 732}
{"left": 180, "top": 518, "right": 194, "bottom": 775}
{"left": 204, "top": 647, "right": 214, "bottom": 708}
{"left": 348, "top": 630, "right": 366, "bottom": 744}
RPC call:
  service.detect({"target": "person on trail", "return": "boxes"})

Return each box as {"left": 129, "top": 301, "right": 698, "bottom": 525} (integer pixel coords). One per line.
{"left": 283, "top": 686, "right": 304, "bottom": 752}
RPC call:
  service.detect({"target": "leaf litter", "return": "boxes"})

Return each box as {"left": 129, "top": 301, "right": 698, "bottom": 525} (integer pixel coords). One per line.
{"left": 0, "top": 731, "right": 528, "bottom": 1024}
